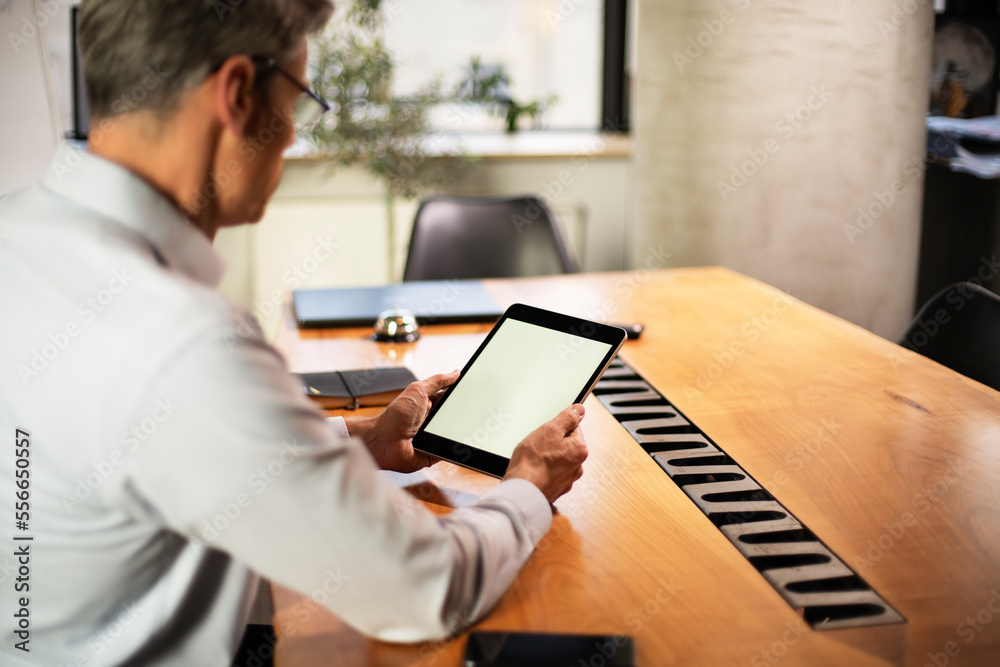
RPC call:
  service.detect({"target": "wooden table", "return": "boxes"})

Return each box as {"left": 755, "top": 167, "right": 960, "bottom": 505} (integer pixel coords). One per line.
{"left": 269, "top": 267, "right": 1000, "bottom": 666}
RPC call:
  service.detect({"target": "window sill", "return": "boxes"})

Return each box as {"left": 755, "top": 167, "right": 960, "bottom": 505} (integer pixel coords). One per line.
{"left": 284, "top": 131, "right": 631, "bottom": 162}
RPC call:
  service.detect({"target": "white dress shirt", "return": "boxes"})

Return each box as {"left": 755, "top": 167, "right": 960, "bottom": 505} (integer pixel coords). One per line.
{"left": 0, "top": 144, "right": 553, "bottom": 666}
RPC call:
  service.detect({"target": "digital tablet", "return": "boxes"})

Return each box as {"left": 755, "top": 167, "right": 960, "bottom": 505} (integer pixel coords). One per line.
{"left": 413, "top": 303, "right": 627, "bottom": 478}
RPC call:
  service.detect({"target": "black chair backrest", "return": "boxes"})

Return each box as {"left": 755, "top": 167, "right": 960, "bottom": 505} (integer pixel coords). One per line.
{"left": 402, "top": 195, "right": 578, "bottom": 281}
{"left": 899, "top": 282, "right": 1000, "bottom": 391}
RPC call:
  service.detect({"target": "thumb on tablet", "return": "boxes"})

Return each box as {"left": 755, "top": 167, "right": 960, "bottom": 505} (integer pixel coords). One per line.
{"left": 557, "top": 404, "right": 585, "bottom": 432}
{"left": 421, "top": 369, "right": 460, "bottom": 395}
{"left": 504, "top": 405, "right": 589, "bottom": 505}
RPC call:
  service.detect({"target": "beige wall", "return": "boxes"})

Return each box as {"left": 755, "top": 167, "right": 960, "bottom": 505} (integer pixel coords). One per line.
{"left": 634, "top": 0, "right": 934, "bottom": 339}
{"left": 215, "top": 151, "right": 632, "bottom": 340}
{"left": 0, "top": 0, "right": 62, "bottom": 196}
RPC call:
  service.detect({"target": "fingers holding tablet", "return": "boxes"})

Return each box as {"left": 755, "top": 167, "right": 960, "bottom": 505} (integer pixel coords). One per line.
{"left": 411, "top": 304, "right": 626, "bottom": 479}
{"left": 415, "top": 370, "right": 461, "bottom": 409}
{"left": 503, "top": 404, "right": 589, "bottom": 505}
{"left": 350, "top": 370, "right": 460, "bottom": 473}
{"left": 426, "top": 370, "right": 460, "bottom": 409}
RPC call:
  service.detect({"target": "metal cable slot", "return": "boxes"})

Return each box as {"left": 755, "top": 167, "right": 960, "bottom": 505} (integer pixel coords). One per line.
{"left": 592, "top": 359, "right": 905, "bottom": 630}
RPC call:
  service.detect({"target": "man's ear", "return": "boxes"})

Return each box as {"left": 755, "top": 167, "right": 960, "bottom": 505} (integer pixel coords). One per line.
{"left": 213, "top": 55, "right": 258, "bottom": 135}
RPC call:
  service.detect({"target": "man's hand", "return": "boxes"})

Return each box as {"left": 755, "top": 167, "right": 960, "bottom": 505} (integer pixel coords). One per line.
{"left": 504, "top": 404, "right": 588, "bottom": 504}
{"left": 345, "top": 371, "right": 459, "bottom": 473}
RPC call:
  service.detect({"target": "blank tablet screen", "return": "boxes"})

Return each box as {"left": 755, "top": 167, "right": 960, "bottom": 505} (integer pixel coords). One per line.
{"left": 423, "top": 318, "right": 613, "bottom": 459}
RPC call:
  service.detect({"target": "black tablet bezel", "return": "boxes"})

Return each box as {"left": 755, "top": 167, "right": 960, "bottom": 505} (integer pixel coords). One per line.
{"left": 412, "top": 303, "right": 627, "bottom": 478}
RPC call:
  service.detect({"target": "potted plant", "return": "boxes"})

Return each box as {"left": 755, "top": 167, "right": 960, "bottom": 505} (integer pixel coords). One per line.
{"left": 305, "top": 0, "right": 472, "bottom": 199}
{"left": 305, "top": 0, "right": 560, "bottom": 196}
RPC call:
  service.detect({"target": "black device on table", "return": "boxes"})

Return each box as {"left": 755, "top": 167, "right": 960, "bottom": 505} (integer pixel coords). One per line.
{"left": 463, "top": 631, "right": 636, "bottom": 667}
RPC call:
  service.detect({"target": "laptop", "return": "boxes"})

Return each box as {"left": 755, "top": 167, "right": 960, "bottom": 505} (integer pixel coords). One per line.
{"left": 292, "top": 280, "right": 504, "bottom": 329}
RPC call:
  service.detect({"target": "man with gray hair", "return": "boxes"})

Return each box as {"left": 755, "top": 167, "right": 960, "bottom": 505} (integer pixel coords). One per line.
{"left": 0, "top": 1, "right": 588, "bottom": 665}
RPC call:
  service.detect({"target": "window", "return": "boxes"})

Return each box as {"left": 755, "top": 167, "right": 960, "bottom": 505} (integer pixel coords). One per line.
{"left": 382, "top": 0, "right": 609, "bottom": 131}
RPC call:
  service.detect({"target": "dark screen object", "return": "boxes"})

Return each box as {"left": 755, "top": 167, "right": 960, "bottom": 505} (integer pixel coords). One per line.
{"left": 231, "top": 624, "right": 276, "bottom": 667}
{"left": 464, "top": 631, "right": 635, "bottom": 667}
{"left": 601, "top": 0, "right": 629, "bottom": 132}
{"left": 70, "top": 7, "right": 90, "bottom": 140}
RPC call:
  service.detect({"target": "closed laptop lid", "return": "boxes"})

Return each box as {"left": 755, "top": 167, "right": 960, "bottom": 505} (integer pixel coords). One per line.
{"left": 293, "top": 280, "right": 503, "bottom": 328}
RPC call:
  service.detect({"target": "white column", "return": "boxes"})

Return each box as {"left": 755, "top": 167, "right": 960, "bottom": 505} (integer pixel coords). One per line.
{"left": 634, "top": 0, "right": 934, "bottom": 339}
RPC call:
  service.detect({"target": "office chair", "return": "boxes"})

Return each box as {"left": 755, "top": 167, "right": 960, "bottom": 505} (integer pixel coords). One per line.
{"left": 402, "top": 195, "right": 579, "bottom": 281}
{"left": 898, "top": 282, "right": 1000, "bottom": 391}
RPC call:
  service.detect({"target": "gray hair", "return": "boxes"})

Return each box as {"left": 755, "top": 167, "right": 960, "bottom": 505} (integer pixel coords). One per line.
{"left": 78, "top": 0, "right": 334, "bottom": 119}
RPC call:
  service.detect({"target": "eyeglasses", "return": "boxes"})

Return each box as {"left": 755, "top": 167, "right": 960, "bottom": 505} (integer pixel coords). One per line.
{"left": 251, "top": 57, "right": 330, "bottom": 128}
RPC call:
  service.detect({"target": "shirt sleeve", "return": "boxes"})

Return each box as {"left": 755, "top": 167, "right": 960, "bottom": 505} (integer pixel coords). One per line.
{"left": 111, "top": 316, "right": 553, "bottom": 642}
{"left": 326, "top": 415, "right": 350, "bottom": 441}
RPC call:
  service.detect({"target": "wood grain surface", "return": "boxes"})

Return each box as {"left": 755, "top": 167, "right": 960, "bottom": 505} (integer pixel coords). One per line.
{"left": 270, "top": 268, "right": 1000, "bottom": 666}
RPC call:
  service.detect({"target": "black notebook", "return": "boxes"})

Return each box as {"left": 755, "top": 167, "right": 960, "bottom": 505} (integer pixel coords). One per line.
{"left": 292, "top": 280, "right": 503, "bottom": 328}
{"left": 299, "top": 367, "right": 417, "bottom": 409}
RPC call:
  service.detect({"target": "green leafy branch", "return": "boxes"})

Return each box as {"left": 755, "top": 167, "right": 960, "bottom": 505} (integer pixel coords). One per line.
{"left": 305, "top": 0, "right": 556, "bottom": 197}
{"left": 454, "top": 56, "right": 558, "bottom": 133}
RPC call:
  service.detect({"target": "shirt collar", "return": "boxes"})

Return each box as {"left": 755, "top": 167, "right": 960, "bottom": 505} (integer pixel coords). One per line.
{"left": 42, "top": 142, "right": 227, "bottom": 288}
